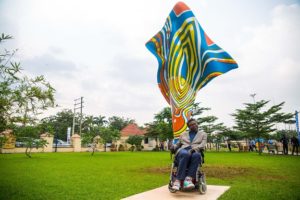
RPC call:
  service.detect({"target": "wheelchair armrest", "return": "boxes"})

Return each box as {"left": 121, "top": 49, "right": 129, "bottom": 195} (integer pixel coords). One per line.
{"left": 199, "top": 149, "right": 205, "bottom": 164}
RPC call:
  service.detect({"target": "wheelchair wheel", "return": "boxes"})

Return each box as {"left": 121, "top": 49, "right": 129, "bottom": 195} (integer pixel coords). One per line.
{"left": 168, "top": 182, "right": 177, "bottom": 193}
{"left": 198, "top": 173, "right": 207, "bottom": 194}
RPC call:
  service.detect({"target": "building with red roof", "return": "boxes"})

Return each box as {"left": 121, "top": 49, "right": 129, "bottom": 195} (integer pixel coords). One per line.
{"left": 120, "top": 123, "right": 146, "bottom": 137}
{"left": 115, "top": 123, "right": 160, "bottom": 151}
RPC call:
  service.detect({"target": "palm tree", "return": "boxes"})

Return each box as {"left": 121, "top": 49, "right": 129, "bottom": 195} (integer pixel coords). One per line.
{"left": 93, "top": 115, "right": 107, "bottom": 127}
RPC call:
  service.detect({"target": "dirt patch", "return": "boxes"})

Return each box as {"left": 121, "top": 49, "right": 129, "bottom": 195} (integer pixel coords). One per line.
{"left": 139, "top": 165, "right": 253, "bottom": 178}
{"left": 140, "top": 165, "right": 285, "bottom": 181}
{"left": 202, "top": 165, "right": 254, "bottom": 179}
{"left": 200, "top": 165, "right": 285, "bottom": 180}
{"left": 141, "top": 166, "right": 170, "bottom": 174}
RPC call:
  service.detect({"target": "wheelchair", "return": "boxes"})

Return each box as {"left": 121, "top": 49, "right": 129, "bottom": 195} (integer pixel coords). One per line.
{"left": 168, "top": 149, "right": 207, "bottom": 194}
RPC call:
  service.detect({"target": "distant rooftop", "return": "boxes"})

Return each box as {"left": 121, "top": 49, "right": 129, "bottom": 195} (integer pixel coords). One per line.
{"left": 121, "top": 123, "right": 146, "bottom": 137}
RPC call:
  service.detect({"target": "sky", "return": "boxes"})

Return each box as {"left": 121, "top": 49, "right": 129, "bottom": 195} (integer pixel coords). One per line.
{"left": 1, "top": 0, "right": 300, "bottom": 128}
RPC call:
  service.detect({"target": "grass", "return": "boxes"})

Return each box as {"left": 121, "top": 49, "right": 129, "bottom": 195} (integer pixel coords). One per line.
{"left": 0, "top": 151, "right": 299, "bottom": 200}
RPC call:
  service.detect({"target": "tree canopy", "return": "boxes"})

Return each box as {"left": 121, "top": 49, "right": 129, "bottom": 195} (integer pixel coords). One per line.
{"left": 0, "top": 33, "right": 56, "bottom": 131}
{"left": 145, "top": 107, "right": 173, "bottom": 141}
{"left": 126, "top": 135, "right": 143, "bottom": 151}
{"left": 232, "top": 99, "right": 294, "bottom": 139}
{"left": 39, "top": 109, "right": 74, "bottom": 140}
{"left": 108, "top": 116, "right": 135, "bottom": 131}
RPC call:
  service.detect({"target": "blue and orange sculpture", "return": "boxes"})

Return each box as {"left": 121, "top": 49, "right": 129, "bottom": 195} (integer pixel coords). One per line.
{"left": 146, "top": 2, "right": 238, "bottom": 138}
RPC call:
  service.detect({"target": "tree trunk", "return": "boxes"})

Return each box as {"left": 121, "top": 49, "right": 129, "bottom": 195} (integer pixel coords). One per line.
{"left": 25, "top": 147, "right": 32, "bottom": 158}
{"left": 91, "top": 147, "right": 95, "bottom": 156}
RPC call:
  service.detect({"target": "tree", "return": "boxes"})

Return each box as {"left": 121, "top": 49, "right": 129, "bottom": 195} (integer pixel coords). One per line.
{"left": 81, "top": 115, "right": 95, "bottom": 134}
{"left": 81, "top": 115, "right": 121, "bottom": 154}
{"left": 191, "top": 103, "right": 226, "bottom": 150}
{"left": 14, "top": 125, "right": 41, "bottom": 139}
{"left": 273, "top": 130, "right": 297, "bottom": 141}
{"left": 145, "top": 107, "right": 173, "bottom": 144}
{"left": 146, "top": 103, "right": 225, "bottom": 147}
{"left": 12, "top": 125, "right": 50, "bottom": 157}
{"left": 220, "top": 128, "right": 247, "bottom": 141}
{"left": 82, "top": 115, "right": 107, "bottom": 135}
{"left": 22, "top": 137, "right": 48, "bottom": 158}
{"left": 0, "top": 34, "right": 56, "bottom": 130}
{"left": 81, "top": 115, "right": 108, "bottom": 155}
{"left": 80, "top": 115, "right": 105, "bottom": 155}
{"left": 98, "top": 126, "right": 120, "bottom": 152}
{"left": 154, "top": 107, "right": 172, "bottom": 124}
{"left": 232, "top": 99, "right": 294, "bottom": 154}
{"left": 81, "top": 134, "right": 100, "bottom": 156}
{"left": 126, "top": 135, "right": 144, "bottom": 151}
{"left": 144, "top": 121, "right": 160, "bottom": 144}
{"left": 154, "top": 107, "right": 173, "bottom": 141}
{"left": 92, "top": 115, "right": 107, "bottom": 127}
{"left": 90, "top": 136, "right": 101, "bottom": 155}
{"left": 40, "top": 109, "right": 73, "bottom": 140}
{"left": 108, "top": 116, "right": 135, "bottom": 131}
{"left": 191, "top": 102, "right": 210, "bottom": 118}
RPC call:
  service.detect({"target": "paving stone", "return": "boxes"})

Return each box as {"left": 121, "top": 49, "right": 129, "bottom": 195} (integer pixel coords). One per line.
{"left": 122, "top": 185, "right": 230, "bottom": 200}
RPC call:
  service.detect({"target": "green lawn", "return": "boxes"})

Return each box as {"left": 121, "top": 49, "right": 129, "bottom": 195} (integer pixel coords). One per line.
{"left": 0, "top": 151, "right": 299, "bottom": 200}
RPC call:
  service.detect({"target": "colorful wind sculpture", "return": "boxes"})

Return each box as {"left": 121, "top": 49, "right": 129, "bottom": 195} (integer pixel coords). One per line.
{"left": 146, "top": 2, "right": 238, "bottom": 138}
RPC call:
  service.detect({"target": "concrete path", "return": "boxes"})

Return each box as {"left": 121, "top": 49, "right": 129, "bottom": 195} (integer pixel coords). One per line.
{"left": 122, "top": 185, "right": 230, "bottom": 200}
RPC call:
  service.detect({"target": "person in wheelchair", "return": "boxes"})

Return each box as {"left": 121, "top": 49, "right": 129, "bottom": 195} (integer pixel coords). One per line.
{"left": 170, "top": 118, "right": 207, "bottom": 191}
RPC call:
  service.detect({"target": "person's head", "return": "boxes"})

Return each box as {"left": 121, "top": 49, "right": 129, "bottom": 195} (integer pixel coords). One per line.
{"left": 187, "top": 118, "right": 198, "bottom": 132}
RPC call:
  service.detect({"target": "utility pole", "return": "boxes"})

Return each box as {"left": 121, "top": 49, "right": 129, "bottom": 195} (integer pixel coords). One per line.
{"left": 79, "top": 96, "right": 83, "bottom": 136}
{"left": 72, "top": 97, "right": 84, "bottom": 136}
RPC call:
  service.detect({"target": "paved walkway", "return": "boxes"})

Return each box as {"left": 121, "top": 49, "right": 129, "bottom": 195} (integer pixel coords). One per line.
{"left": 122, "top": 185, "right": 230, "bottom": 200}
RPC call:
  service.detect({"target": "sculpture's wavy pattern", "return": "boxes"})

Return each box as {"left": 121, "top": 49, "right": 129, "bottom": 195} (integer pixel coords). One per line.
{"left": 146, "top": 2, "right": 238, "bottom": 138}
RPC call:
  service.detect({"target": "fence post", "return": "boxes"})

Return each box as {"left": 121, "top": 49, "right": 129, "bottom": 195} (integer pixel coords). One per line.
{"left": 72, "top": 134, "right": 81, "bottom": 152}
{"left": 40, "top": 133, "right": 53, "bottom": 152}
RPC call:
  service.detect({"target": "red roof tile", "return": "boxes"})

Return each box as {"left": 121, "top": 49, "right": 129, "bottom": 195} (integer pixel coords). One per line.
{"left": 121, "top": 123, "right": 146, "bottom": 137}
